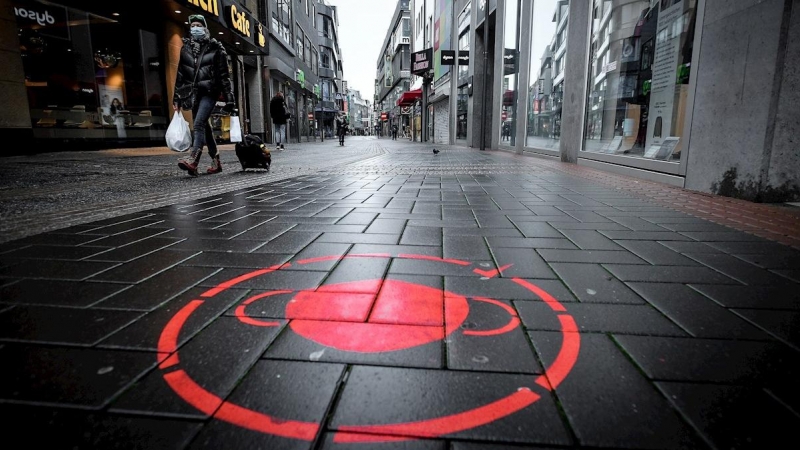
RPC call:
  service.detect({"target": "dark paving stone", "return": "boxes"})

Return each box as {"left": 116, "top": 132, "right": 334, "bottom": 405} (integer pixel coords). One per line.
{"left": 381, "top": 213, "right": 441, "bottom": 221}
{"left": 170, "top": 238, "right": 268, "bottom": 253}
{"left": 88, "top": 249, "right": 200, "bottom": 284}
{"left": 557, "top": 229, "right": 623, "bottom": 250}
{"left": 658, "top": 241, "right": 723, "bottom": 254}
{"left": 733, "top": 309, "right": 800, "bottom": 349}
{"left": 234, "top": 222, "right": 298, "bottom": 240}
{"left": 0, "top": 279, "right": 128, "bottom": 307}
{"left": 1, "top": 245, "right": 109, "bottom": 260}
{"left": 248, "top": 231, "right": 321, "bottom": 253}
{"left": 689, "top": 284, "right": 800, "bottom": 309}
{"left": 628, "top": 283, "right": 772, "bottom": 340}
{"left": 315, "top": 232, "right": 400, "bottom": 245}
{"left": 400, "top": 227, "right": 443, "bottom": 246}
{"left": 775, "top": 269, "right": 800, "bottom": 283}
{"left": 11, "top": 233, "right": 108, "bottom": 247}
{"left": 181, "top": 252, "right": 292, "bottom": 269}
{"left": 445, "top": 228, "right": 525, "bottom": 237}
{"left": 615, "top": 241, "right": 702, "bottom": 266}
{"left": 684, "top": 252, "right": 793, "bottom": 286}
{"left": 364, "top": 219, "right": 407, "bottom": 234}
{"left": 485, "top": 237, "right": 577, "bottom": 249}
{"left": 549, "top": 263, "right": 645, "bottom": 304}
{"left": 0, "top": 305, "right": 144, "bottom": 345}
{"left": 109, "top": 316, "right": 283, "bottom": 418}
{"left": 603, "top": 264, "right": 739, "bottom": 284}
{"left": 293, "top": 224, "right": 368, "bottom": 233}
{"left": 450, "top": 443, "right": 559, "bottom": 450}
{"left": 599, "top": 230, "right": 693, "bottom": 241}
{"left": 606, "top": 216, "right": 668, "bottom": 231}
{"left": 613, "top": 335, "right": 799, "bottom": 385}
{"left": 641, "top": 216, "right": 710, "bottom": 224}
{"left": 734, "top": 251, "right": 800, "bottom": 269}
{"left": 338, "top": 212, "right": 379, "bottom": 225}
{"left": 507, "top": 214, "right": 574, "bottom": 223}
{"left": 1, "top": 405, "right": 203, "bottom": 449}
{"left": 529, "top": 332, "right": 706, "bottom": 448}
{"left": 408, "top": 219, "right": 477, "bottom": 228}
{"left": 489, "top": 248, "right": 557, "bottom": 279}
{"left": 445, "top": 277, "right": 578, "bottom": 303}
{"left": 330, "top": 366, "right": 573, "bottom": 445}
{"left": 705, "top": 240, "right": 795, "bottom": 254}
{"left": 656, "top": 382, "right": 800, "bottom": 450}
{"left": 187, "top": 361, "right": 345, "bottom": 450}
{"left": 349, "top": 244, "right": 441, "bottom": 257}
{"left": 522, "top": 206, "right": 569, "bottom": 216}
{"left": 389, "top": 259, "right": 477, "bottom": 277}
{"left": 99, "top": 287, "right": 248, "bottom": 351}
{"left": 562, "top": 211, "right": 616, "bottom": 223}
{"left": 412, "top": 203, "right": 443, "bottom": 215}
{"left": 658, "top": 222, "right": 740, "bottom": 232}
{"left": 447, "top": 298, "right": 541, "bottom": 373}
{"left": 0, "top": 344, "right": 156, "bottom": 408}
{"left": 537, "top": 249, "right": 646, "bottom": 264}
{"left": 0, "top": 259, "right": 118, "bottom": 281}
{"left": 443, "top": 236, "right": 492, "bottom": 261}
{"left": 200, "top": 268, "right": 328, "bottom": 291}
{"left": 86, "top": 228, "right": 180, "bottom": 247}
{"left": 84, "top": 219, "right": 167, "bottom": 235}
{"left": 316, "top": 207, "right": 356, "bottom": 218}
{"left": 518, "top": 302, "right": 685, "bottom": 336}
{"left": 680, "top": 231, "right": 764, "bottom": 242}
{"left": 285, "top": 243, "right": 353, "bottom": 271}
{"left": 512, "top": 222, "right": 565, "bottom": 239}
{"left": 318, "top": 256, "right": 391, "bottom": 290}
{"left": 270, "top": 216, "right": 340, "bottom": 224}
{"left": 86, "top": 237, "right": 186, "bottom": 262}
{"left": 548, "top": 221, "right": 629, "bottom": 230}
{"left": 322, "top": 434, "right": 445, "bottom": 449}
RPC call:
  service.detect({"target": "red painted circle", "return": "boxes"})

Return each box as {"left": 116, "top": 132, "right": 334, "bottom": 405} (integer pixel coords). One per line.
{"left": 158, "top": 254, "right": 580, "bottom": 444}
{"left": 286, "top": 279, "right": 469, "bottom": 352}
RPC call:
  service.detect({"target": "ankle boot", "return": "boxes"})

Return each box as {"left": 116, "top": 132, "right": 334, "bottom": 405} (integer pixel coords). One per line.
{"left": 178, "top": 148, "right": 201, "bottom": 176}
{"left": 207, "top": 156, "right": 222, "bottom": 174}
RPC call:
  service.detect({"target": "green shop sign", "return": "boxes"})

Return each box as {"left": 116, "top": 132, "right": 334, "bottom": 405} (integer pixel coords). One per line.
{"left": 313, "top": 84, "right": 321, "bottom": 98}
{"left": 296, "top": 69, "right": 305, "bottom": 85}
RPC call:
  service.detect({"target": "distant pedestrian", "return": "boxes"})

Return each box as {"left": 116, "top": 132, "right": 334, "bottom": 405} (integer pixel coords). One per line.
{"left": 391, "top": 124, "right": 398, "bottom": 140}
{"left": 336, "top": 113, "right": 349, "bottom": 146}
{"left": 270, "top": 91, "right": 289, "bottom": 149}
{"left": 173, "top": 13, "right": 235, "bottom": 176}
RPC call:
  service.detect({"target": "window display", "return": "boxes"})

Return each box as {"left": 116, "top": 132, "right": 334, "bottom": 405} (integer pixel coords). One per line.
{"left": 583, "top": 0, "right": 698, "bottom": 162}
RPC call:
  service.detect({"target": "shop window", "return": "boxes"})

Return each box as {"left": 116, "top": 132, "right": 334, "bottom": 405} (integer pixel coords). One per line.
{"left": 296, "top": 25, "right": 304, "bottom": 56}
{"left": 525, "top": 0, "right": 566, "bottom": 150}
{"left": 305, "top": 36, "right": 312, "bottom": 67}
{"left": 583, "top": 0, "right": 698, "bottom": 162}
{"left": 18, "top": 1, "right": 166, "bottom": 141}
{"left": 272, "top": 0, "right": 293, "bottom": 45}
{"left": 499, "top": 0, "right": 521, "bottom": 145}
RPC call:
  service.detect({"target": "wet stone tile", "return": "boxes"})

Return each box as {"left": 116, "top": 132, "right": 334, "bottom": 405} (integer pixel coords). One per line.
{"left": 1, "top": 245, "right": 109, "bottom": 260}
{"left": 603, "top": 264, "right": 738, "bottom": 285}
{"left": 322, "top": 433, "right": 446, "bottom": 450}
{"left": 489, "top": 248, "right": 557, "bottom": 279}
{"left": 732, "top": 309, "right": 800, "bottom": 349}
{"left": 0, "top": 344, "right": 156, "bottom": 408}
{"left": 0, "top": 305, "right": 144, "bottom": 346}
{"left": 0, "top": 259, "right": 118, "bottom": 281}
{"left": 85, "top": 237, "right": 186, "bottom": 262}
{"left": 315, "top": 232, "right": 400, "bottom": 245}
{"left": 443, "top": 236, "right": 492, "bottom": 261}
{"left": 445, "top": 277, "right": 578, "bottom": 303}
{"left": 615, "top": 240, "right": 702, "bottom": 266}
{"left": 518, "top": 302, "right": 686, "bottom": 336}
{"left": 0, "top": 279, "right": 128, "bottom": 308}
{"left": 549, "top": 263, "right": 645, "bottom": 304}
{"left": 200, "top": 268, "right": 328, "bottom": 291}
{"left": 88, "top": 249, "right": 200, "bottom": 284}
{"left": 330, "top": 365, "right": 572, "bottom": 445}
{"left": 109, "top": 316, "right": 284, "bottom": 418}
{"left": 180, "top": 252, "right": 292, "bottom": 269}
{"left": 689, "top": 284, "right": 800, "bottom": 309}
{"left": 528, "top": 332, "right": 706, "bottom": 449}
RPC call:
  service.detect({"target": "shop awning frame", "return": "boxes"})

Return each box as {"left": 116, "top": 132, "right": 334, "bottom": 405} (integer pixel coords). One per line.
{"left": 397, "top": 89, "right": 422, "bottom": 106}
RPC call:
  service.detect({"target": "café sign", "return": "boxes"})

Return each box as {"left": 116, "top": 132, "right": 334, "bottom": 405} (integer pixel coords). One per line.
{"left": 225, "top": 3, "right": 250, "bottom": 38}
{"left": 183, "top": 0, "right": 219, "bottom": 17}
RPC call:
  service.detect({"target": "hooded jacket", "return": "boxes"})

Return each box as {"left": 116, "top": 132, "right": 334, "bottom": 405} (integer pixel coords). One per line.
{"left": 173, "top": 37, "right": 234, "bottom": 107}
{"left": 270, "top": 95, "right": 288, "bottom": 125}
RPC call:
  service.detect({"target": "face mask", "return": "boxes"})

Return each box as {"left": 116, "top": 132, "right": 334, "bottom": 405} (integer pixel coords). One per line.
{"left": 190, "top": 27, "right": 206, "bottom": 38}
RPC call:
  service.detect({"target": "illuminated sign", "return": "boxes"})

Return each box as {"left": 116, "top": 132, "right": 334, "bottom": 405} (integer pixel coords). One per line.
{"left": 256, "top": 22, "right": 265, "bottom": 47}
{"left": 411, "top": 48, "right": 432, "bottom": 75}
{"left": 183, "top": 0, "right": 219, "bottom": 17}
{"left": 225, "top": 4, "right": 251, "bottom": 38}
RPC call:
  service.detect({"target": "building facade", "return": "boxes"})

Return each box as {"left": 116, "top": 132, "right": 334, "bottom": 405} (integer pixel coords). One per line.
{"left": 315, "top": 0, "right": 344, "bottom": 139}
{"left": 375, "top": 0, "right": 411, "bottom": 137}
{"left": 418, "top": 0, "right": 799, "bottom": 202}
{"left": 0, "top": 0, "right": 347, "bottom": 150}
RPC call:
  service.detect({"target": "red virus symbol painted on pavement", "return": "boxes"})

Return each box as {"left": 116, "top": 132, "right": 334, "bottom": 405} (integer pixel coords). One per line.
{"left": 158, "top": 254, "right": 580, "bottom": 443}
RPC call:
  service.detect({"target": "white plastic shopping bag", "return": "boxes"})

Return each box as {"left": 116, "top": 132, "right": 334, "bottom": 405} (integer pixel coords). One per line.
{"left": 165, "top": 111, "right": 191, "bottom": 152}
{"left": 229, "top": 115, "right": 243, "bottom": 143}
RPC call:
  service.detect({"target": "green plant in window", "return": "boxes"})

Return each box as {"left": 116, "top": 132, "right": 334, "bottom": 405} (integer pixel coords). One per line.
{"left": 642, "top": 79, "right": 651, "bottom": 96}
{"left": 677, "top": 63, "right": 691, "bottom": 84}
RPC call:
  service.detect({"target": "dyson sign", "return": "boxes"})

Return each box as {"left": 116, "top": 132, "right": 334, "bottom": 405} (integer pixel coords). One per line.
{"left": 14, "top": 6, "right": 56, "bottom": 26}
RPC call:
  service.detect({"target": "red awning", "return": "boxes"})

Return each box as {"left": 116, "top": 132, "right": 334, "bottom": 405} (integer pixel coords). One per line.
{"left": 397, "top": 89, "right": 422, "bottom": 106}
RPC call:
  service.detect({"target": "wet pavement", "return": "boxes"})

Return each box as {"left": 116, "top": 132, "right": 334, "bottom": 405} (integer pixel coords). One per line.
{"left": 1, "top": 137, "right": 799, "bottom": 449}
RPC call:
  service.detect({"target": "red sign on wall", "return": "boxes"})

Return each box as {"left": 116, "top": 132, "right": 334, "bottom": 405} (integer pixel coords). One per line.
{"left": 380, "top": 113, "right": 388, "bottom": 121}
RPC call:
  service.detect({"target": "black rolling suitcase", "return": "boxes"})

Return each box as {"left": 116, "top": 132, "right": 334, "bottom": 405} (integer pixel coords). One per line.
{"left": 234, "top": 134, "right": 271, "bottom": 171}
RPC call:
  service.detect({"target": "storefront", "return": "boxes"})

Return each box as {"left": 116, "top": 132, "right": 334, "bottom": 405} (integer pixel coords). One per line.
{"left": 12, "top": 0, "right": 266, "bottom": 147}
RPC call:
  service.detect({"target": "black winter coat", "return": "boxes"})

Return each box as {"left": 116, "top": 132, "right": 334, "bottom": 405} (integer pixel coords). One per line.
{"left": 173, "top": 37, "right": 234, "bottom": 108}
{"left": 270, "top": 96, "right": 288, "bottom": 125}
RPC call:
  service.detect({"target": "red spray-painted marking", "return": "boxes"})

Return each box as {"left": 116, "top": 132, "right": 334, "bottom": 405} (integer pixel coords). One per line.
{"left": 462, "top": 296, "right": 521, "bottom": 337}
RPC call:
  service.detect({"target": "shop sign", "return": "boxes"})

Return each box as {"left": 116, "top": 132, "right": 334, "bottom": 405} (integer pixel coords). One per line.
{"left": 14, "top": 1, "right": 69, "bottom": 40}
{"left": 441, "top": 50, "right": 456, "bottom": 66}
{"left": 296, "top": 69, "right": 305, "bottom": 85}
{"left": 458, "top": 51, "right": 469, "bottom": 66}
{"left": 401, "top": 106, "right": 411, "bottom": 115}
{"left": 380, "top": 112, "right": 388, "bottom": 121}
{"left": 256, "top": 23, "right": 266, "bottom": 47}
{"left": 183, "top": 0, "right": 220, "bottom": 17}
{"left": 225, "top": 3, "right": 250, "bottom": 37}
{"left": 412, "top": 48, "right": 433, "bottom": 75}
{"left": 308, "top": 112, "right": 314, "bottom": 120}
{"left": 313, "top": 84, "right": 321, "bottom": 98}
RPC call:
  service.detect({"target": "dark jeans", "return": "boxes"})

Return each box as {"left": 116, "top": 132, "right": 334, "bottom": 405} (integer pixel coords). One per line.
{"left": 191, "top": 95, "right": 218, "bottom": 158}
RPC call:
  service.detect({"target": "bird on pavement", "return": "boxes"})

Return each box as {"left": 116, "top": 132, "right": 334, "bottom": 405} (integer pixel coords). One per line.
{"left": 433, "top": 148, "right": 439, "bottom": 154}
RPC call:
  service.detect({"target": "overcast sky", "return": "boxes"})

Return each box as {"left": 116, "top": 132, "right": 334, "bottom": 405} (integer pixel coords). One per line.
{"left": 329, "top": 0, "right": 397, "bottom": 101}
